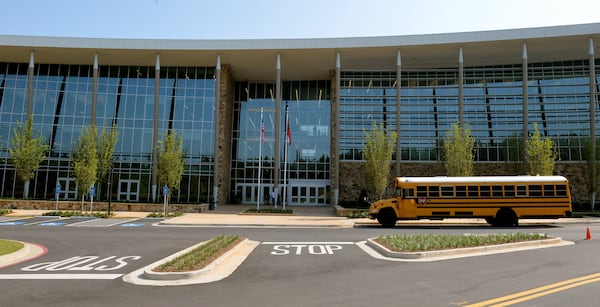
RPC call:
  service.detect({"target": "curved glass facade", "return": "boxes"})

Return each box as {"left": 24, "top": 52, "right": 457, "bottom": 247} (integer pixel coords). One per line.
{"left": 339, "top": 60, "right": 600, "bottom": 162}
{"left": 0, "top": 63, "right": 216, "bottom": 202}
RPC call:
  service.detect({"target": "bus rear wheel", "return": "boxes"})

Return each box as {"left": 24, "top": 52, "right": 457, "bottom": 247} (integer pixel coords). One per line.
{"left": 377, "top": 209, "right": 397, "bottom": 228}
{"left": 492, "top": 208, "right": 518, "bottom": 227}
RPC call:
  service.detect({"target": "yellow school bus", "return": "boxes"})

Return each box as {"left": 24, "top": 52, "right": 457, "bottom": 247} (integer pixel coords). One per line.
{"left": 368, "top": 176, "right": 572, "bottom": 227}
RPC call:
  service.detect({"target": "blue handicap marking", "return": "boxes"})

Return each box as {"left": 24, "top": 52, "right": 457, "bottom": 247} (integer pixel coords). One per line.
{"left": 0, "top": 221, "right": 26, "bottom": 226}
{"left": 120, "top": 223, "right": 144, "bottom": 227}
{"left": 38, "top": 222, "right": 66, "bottom": 226}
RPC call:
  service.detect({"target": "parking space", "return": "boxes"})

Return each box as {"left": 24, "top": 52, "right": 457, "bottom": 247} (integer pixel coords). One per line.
{"left": 0, "top": 216, "right": 159, "bottom": 228}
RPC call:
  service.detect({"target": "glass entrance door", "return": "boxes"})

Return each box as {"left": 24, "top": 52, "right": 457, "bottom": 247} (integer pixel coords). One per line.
{"left": 118, "top": 179, "right": 139, "bottom": 201}
{"left": 285, "top": 180, "right": 329, "bottom": 206}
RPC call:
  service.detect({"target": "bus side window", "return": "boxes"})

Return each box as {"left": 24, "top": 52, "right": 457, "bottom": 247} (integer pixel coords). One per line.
{"left": 441, "top": 186, "right": 454, "bottom": 197}
{"left": 403, "top": 188, "right": 415, "bottom": 198}
{"left": 516, "top": 185, "right": 527, "bottom": 197}
{"left": 504, "top": 185, "right": 515, "bottom": 197}
{"left": 492, "top": 185, "right": 503, "bottom": 197}
{"left": 556, "top": 185, "right": 568, "bottom": 197}
{"left": 543, "top": 184, "right": 555, "bottom": 197}
{"left": 529, "top": 185, "right": 543, "bottom": 197}
{"left": 468, "top": 185, "right": 478, "bottom": 197}
{"left": 416, "top": 186, "right": 427, "bottom": 197}
{"left": 480, "top": 185, "right": 491, "bottom": 197}
{"left": 456, "top": 186, "right": 466, "bottom": 197}
{"left": 429, "top": 186, "right": 440, "bottom": 197}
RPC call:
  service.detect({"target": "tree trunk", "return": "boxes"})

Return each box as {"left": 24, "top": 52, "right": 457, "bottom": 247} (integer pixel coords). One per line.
{"left": 23, "top": 180, "right": 30, "bottom": 199}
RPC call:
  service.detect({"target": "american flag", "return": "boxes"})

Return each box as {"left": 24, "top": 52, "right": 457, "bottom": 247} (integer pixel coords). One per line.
{"left": 286, "top": 120, "right": 292, "bottom": 145}
{"left": 260, "top": 118, "right": 265, "bottom": 143}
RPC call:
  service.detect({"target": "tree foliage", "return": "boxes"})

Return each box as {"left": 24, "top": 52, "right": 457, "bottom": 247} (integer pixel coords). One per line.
{"left": 72, "top": 126, "right": 98, "bottom": 198}
{"left": 96, "top": 125, "right": 119, "bottom": 185}
{"left": 526, "top": 123, "right": 556, "bottom": 176}
{"left": 8, "top": 116, "right": 49, "bottom": 183}
{"left": 157, "top": 130, "right": 185, "bottom": 202}
{"left": 442, "top": 123, "right": 475, "bottom": 176}
{"left": 363, "top": 122, "right": 397, "bottom": 200}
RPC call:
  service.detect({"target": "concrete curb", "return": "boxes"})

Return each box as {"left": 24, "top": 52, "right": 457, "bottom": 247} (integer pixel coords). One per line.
{"left": 123, "top": 238, "right": 259, "bottom": 286}
{"left": 0, "top": 241, "right": 47, "bottom": 268}
{"left": 362, "top": 236, "right": 574, "bottom": 262}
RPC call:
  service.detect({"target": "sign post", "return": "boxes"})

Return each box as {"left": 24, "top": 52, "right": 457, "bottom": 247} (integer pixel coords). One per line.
{"left": 163, "top": 185, "right": 168, "bottom": 217}
{"left": 89, "top": 185, "right": 95, "bottom": 214}
{"left": 55, "top": 183, "right": 61, "bottom": 211}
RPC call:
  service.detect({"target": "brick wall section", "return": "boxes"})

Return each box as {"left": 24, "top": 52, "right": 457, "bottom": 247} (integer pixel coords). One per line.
{"left": 339, "top": 161, "right": 589, "bottom": 204}
{"left": 0, "top": 199, "right": 208, "bottom": 213}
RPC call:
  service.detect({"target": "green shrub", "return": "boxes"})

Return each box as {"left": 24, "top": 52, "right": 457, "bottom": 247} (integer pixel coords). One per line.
{"left": 0, "top": 208, "right": 12, "bottom": 216}
{"left": 244, "top": 208, "right": 293, "bottom": 215}
{"left": 154, "top": 235, "right": 242, "bottom": 272}
{"left": 147, "top": 211, "right": 183, "bottom": 218}
{"left": 376, "top": 233, "right": 548, "bottom": 252}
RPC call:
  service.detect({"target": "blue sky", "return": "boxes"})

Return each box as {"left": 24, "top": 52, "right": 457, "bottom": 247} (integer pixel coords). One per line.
{"left": 1, "top": 0, "right": 598, "bottom": 39}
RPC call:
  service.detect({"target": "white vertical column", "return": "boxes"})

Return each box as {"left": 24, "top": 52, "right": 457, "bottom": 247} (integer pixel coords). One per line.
{"left": 333, "top": 52, "right": 341, "bottom": 206}
{"left": 274, "top": 53, "right": 282, "bottom": 205}
{"left": 152, "top": 53, "right": 160, "bottom": 202}
{"left": 27, "top": 50, "right": 34, "bottom": 117}
{"left": 92, "top": 53, "right": 98, "bottom": 127}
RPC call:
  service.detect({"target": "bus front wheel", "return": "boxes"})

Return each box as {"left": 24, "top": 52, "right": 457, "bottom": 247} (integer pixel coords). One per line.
{"left": 377, "top": 209, "right": 397, "bottom": 228}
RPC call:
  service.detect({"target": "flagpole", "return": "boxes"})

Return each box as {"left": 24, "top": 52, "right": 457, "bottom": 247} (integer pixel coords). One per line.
{"left": 283, "top": 104, "right": 289, "bottom": 210}
{"left": 257, "top": 107, "right": 264, "bottom": 210}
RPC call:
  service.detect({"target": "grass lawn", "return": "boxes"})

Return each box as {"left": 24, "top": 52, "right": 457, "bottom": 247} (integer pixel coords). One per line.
{"left": 0, "top": 239, "right": 24, "bottom": 256}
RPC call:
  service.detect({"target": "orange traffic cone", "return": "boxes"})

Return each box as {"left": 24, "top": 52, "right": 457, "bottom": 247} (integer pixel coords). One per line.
{"left": 585, "top": 227, "right": 592, "bottom": 240}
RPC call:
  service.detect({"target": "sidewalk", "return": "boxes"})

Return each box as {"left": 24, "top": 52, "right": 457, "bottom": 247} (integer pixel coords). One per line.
{"left": 4, "top": 205, "right": 600, "bottom": 228}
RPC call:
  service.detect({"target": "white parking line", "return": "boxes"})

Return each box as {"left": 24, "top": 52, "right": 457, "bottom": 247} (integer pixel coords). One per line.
{"left": 0, "top": 274, "right": 122, "bottom": 280}
{"left": 67, "top": 218, "right": 139, "bottom": 227}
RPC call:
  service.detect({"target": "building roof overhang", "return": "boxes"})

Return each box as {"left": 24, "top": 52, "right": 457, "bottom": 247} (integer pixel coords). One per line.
{"left": 1, "top": 23, "right": 599, "bottom": 80}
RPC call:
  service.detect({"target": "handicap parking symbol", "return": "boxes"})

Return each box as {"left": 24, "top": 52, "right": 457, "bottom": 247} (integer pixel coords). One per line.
{"left": 0, "top": 221, "right": 26, "bottom": 226}
{"left": 120, "top": 223, "right": 144, "bottom": 227}
{"left": 38, "top": 222, "right": 66, "bottom": 226}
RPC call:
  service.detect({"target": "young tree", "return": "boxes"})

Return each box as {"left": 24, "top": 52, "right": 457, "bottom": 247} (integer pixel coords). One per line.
{"left": 8, "top": 116, "right": 49, "bottom": 199}
{"left": 72, "top": 126, "right": 98, "bottom": 212}
{"left": 96, "top": 125, "right": 119, "bottom": 201}
{"left": 442, "top": 122, "right": 475, "bottom": 176}
{"left": 526, "top": 123, "right": 556, "bottom": 176}
{"left": 157, "top": 130, "right": 185, "bottom": 213}
{"left": 363, "top": 122, "right": 397, "bottom": 200}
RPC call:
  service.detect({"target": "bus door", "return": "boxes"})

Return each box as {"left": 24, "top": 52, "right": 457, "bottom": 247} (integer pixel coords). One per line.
{"left": 397, "top": 186, "right": 418, "bottom": 218}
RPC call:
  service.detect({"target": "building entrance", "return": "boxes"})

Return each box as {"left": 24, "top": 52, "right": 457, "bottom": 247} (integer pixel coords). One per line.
{"left": 118, "top": 179, "right": 139, "bottom": 201}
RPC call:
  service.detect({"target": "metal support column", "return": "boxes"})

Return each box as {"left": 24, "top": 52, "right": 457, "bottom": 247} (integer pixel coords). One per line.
{"left": 395, "top": 49, "right": 402, "bottom": 176}
{"left": 458, "top": 48, "right": 464, "bottom": 126}
{"left": 522, "top": 43, "right": 529, "bottom": 147}
{"left": 92, "top": 53, "right": 98, "bottom": 127}
{"left": 27, "top": 51, "right": 34, "bottom": 117}
{"left": 152, "top": 54, "right": 160, "bottom": 202}
{"left": 274, "top": 54, "right": 282, "bottom": 204}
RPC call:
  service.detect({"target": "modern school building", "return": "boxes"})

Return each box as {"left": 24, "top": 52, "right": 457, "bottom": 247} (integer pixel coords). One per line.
{"left": 0, "top": 23, "right": 599, "bottom": 207}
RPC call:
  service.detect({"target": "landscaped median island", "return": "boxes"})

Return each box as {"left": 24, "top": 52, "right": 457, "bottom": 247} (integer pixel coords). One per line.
{"left": 123, "top": 235, "right": 260, "bottom": 286}
{"left": 0, "top": 239, "right": 24, "bottom": 256}
{"left": 153, "top": 235, "right": 243, "bottom": 272}
{"left": 362, "top": 232, "right": 573, "bottom": 262}
{"left": 375, "top": 233, "right": 548, "bottom": 252}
